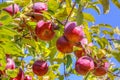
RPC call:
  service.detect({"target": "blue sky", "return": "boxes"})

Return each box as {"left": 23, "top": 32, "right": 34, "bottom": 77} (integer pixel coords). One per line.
{"left": 0, "top": 0, "right": 120, "bottom": 80}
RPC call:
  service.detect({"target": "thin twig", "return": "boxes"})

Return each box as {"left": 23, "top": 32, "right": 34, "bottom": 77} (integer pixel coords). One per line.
{"left": 64, "top": 54, "right": 67, "bottom": 80}
{"left": 15, "top": 33, "right": 29, "bottom": 42}
{"left": 108, "top": 71, "right": 120, "bottom": 77}
{"left": 64, "top": 2, "right": 76, "bottom": 25}
{"left": 12, "top": 4, "right": 15, "bottom": 16}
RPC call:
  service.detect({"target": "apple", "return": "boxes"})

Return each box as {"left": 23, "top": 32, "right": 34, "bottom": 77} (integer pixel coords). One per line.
{"left": 32, "top": 60, "right": 48, "bottom": 76}
{"left": 6, "top": 57, "right": 15, "bottom": 70}
{"left": 74, "top": 49, "right": 85, "bottom": 59}
{"left": 75, "top": 56, "right": 94, "bottom": 75}
{"left": 24, "top": 75, "right": 32, "bottom": 80}
{"left": 56, "top": 36, "right": 73, "bottom": 53}
{"left": 32, "top": 2, "right": 47, "bottom": 13}
{"left": 64, "top": 22, "right": 84, "bottom": 43}
{"left": 11, "top": 68, "right": 24, "bottom": 80}
{"left": 35, "top": 20, "right": 55, "bottom": 41}
{"left": 93, "top": 62, "right": 109, "bottom": 76}
{"left": 3, "top": 4, "right": 19, "bottom": 16}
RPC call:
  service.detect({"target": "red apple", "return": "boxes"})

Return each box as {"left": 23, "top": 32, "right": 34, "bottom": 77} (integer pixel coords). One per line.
{"left": 56, "top": 36, "right": 73, "bottom": 53}
{"left": 74, "top": 49, "right": 85, "bottom": 59}
{"left": 6, "top": 57, "right": 15, "bottom": 70}
{"left": 11, "top": 68, "right": 24, "bottom": 80}
{"left": 32, "top": 2, "right": 47, "bottom": 13}
{"left": 3, "top": 4, "right": 19, "bottom": 15}
{"left": 32, "top": 60, "right": 48, "bottom": 76}
{"left": 64, "top": 22, "right": 84, "bottom": 43}
{"left": 75, "top": 56, "right": 94, "bottom": 75}
{"left": 35, "top": 20, "right": 55, "bottom": 41}
{"left": 93, "top": 62, "right": 109, "bottom": 76}
{"left": 24, "top": 75, "right": 32, "bottom": 80}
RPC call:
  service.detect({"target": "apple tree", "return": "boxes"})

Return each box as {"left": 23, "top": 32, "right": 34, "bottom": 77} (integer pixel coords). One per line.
{"left": 0, "top": 0, "right": 120, "bottom": 80}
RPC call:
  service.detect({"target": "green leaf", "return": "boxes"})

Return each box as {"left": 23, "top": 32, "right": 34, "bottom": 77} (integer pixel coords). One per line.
{"left": 112, "top": 0, "right": 120, "bottom": 9}
{"left": 83, "top": 22, "right": 92, "bottom": 43}
{"left": 66, "top": 55, "right": 72, "bottom": 69}
{"left": 83, "top": 12, "right": 95, "bottom": 22}
{"left": 99, "top": 0, "right": 110, "bottom": 14}
{"left": 6, "top": 68, "right": 19, "bottom": 78}
{"left": 76, "top": 5, "right": 83, "bottom": 26}
{"left": 111, "top": 50, "right": 120, "bottom": 62}
{"left": 48, "top": 0, "right": 59, "bottom": 12}
{"left": 87, "top": 5, "right": 100, "bottom": 15}
{"left": 54, "top": 8, "right": 68, "bottom": 20}
{"left": 0, "top": 2, "right": 12, "bottom": 9}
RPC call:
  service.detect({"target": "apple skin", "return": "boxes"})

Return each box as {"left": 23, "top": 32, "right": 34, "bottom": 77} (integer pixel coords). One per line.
{"left": 56, "top": 36, "right": 73, "bottom": 53}
{"left": 64, "top": 22, "right": 84, "bottom": 43}
{"left": 3, "top": 4, "right": 19, "bottom": 15}
{"left": 32, "top": 2, "right": 47, "bottom": 13}
{"left": 35, "top": 20, "right": 55, "bottom": 41}
{"left": 24, "top": 75, "right": 32, "bottom": 80}
{"left": 10, "top": 68, "right": 24, "bottom": 80}
{"left": 74, "top": 49, "right": 85, "bottom": 59}
{"left": 6, "top": 57, "right": 15, "bottom": 70}
{"left": 75, "top": 56, "right": 94, "bottom": 75}
{"left": 32, "top": 60, "right": 48, "bottom": 76}
{"left": 93, "top": 62, "right": 109, "bottom": 76}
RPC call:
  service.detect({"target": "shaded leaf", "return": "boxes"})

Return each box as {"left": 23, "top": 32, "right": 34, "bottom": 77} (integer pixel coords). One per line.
{"left": 99, "top": 0, "right": 110, "bottom": 14}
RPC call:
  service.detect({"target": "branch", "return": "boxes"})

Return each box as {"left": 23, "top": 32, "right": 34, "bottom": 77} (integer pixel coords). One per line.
{"left": 108, "top": 71, "right": 120, "bottom": 78}
{"left": 15, "top": 33, "right": 29, "bottom": 42}
{"left": 64, "top": 2, "right": 76, "bottom": 25}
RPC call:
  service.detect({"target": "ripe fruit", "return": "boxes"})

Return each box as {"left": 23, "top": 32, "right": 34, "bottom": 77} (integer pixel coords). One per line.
{"left": 32, "top": 2, "right": 47, "bottom": 13}
{"left": 56, "top": 36, "right": 73, "bottom": 53}
{"left": 24, "top": 75, "right": 32, "bottom": 80}
{"left": 75, "top": 56, "right": 94, "bottom": 75}
{"left": 32, "top": 60, "right": 48, "bottom": 76}
{"left": 64, "top": 22, "right": 84, "bottom": 43}
{"left": 93, "top": 62, "right": 109, "bottom": 76}
{"left": 3, "top": 4, "right": 19, "bottom": 15}
{"left": 11, "top": 68, "right": 24, "bottom": 80}
{"left": 35, "top": 20, "right": 55, "bottom": 41}
{"left": 6, "top": 57, "right": 15, "bottom": 70}
{"left": 74, "top": 49, "right": 85, "bottom": 58}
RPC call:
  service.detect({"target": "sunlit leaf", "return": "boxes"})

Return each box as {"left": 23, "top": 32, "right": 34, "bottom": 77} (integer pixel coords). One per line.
{"left": 99, "top": 0, "right": 110, "bottom": 14}
{"left": 112, "top": 0, "right": 120, "bottom": 9}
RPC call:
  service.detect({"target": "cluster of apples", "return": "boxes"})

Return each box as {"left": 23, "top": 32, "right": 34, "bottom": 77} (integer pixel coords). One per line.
{"left": 2, "top": 1, "right": 110, "bottom": 79}
{"left": 0, "top": 55, "right": 32, "bottom": 80}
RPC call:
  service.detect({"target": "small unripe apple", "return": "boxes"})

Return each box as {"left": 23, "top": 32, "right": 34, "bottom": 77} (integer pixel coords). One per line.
{"left": 32, "top": 60, "right": 48, "bottom": 76}
{"left": 35, "top": 20, "right": 55, "bottom": 41}
{"left": 6, "top": 57, "right": 15, "bottom": 70}
{"left": 93, "top": 62, "right": 109, "bottom": 76}
{"left": 64, "top": 22, "right": 84, "bottom": 43}
{"left": 3, "top": 4, "right": 19, "bottom": 15}
{"left": 10, "top": 68, "right": 24, "bottom": 80}
{"left": 24, "top": 75, "right": 32, "bottom": 80}
{"left": 56, "top": 36, "right": 73, "bottom": 53}
{"left": 32, "top": 2, "right": 47, "bottom": 13}
{"left": 75, "top": 56, "right": 94, "bottom": 75}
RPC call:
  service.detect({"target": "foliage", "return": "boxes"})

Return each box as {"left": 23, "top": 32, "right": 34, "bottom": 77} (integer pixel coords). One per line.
{"left": 0, "top": 0, "right": 120, "bottom": 80}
